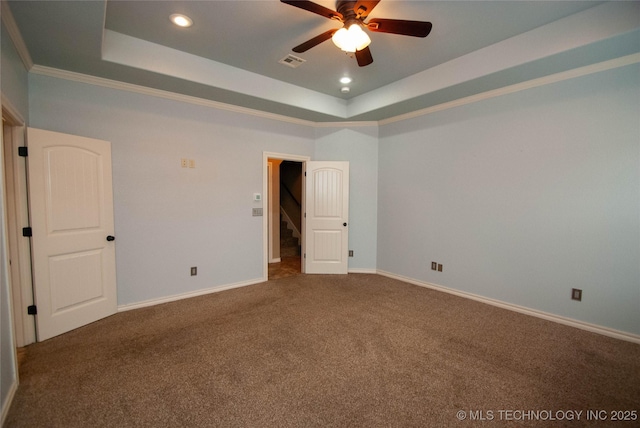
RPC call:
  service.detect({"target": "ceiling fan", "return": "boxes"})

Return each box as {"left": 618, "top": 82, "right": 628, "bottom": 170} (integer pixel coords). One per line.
{"left": 281, "top": 0, "right": 432, "bottom": 67}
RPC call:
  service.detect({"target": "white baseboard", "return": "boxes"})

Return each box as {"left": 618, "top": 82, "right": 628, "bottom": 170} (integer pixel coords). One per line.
{"left": 377, "top": 270, "right": 640, "bottom": 345}
{"left": 269, "top": 258, "right": 281, "bottom": 264}
{"left": 116, "top": 269, "right": 639, "bottom": 344}
{"left": 1, "top": 377, "right": 18, "bottom": 426}
{"left": 117, "top": 278, "right": 265, "bottom": 312}
{"left": 348, "top": 268, "right": 377, "bottom": 274}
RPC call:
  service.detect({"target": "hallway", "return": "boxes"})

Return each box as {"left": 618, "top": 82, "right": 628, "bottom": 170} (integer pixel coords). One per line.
{"left": 268, "top": 256, "right": 301, "bottom": 280}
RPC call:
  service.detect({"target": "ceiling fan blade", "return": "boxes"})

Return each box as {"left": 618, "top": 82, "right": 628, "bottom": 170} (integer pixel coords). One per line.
{"left": 281, "top": 0, "right": 342, "bottom": 21}
{"left": 367, "top": 18, "right": 433, "bottom": 37}
{"left": 292, "top": 29, "right": 338, "bottom": 53}
{"left": 353, "top": 1, "right": 380, "bottom": 19}
{"left": 355, "top": 46, "right": 373, "bottom": 67}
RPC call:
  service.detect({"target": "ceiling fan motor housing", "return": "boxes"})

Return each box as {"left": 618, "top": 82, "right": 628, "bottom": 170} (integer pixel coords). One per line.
{"left": 336, "top": 1, "right": 366, "bottom": 21}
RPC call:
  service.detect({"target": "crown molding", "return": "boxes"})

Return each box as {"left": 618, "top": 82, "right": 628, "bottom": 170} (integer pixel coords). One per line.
{"left": 380, "top": 53, "right": 640, "bottom": 126}
{"left": 29, "top": 65, "right": 319, "bottom": 128}
{"left": 30, "top": 65, "right": 377, "bottom": 128}
{"left": 1, "top": 1, "right": 33, "bottom": 70}
{"left": 29, "top": 53, "right": 640, "bottom": 129}
{"left": 314, "top": 121, "right": 378, "bottom": 128}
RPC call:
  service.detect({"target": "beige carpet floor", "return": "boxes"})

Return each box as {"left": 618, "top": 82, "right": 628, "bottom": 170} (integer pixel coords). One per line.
{"left": 6, "top": 274, "right": 640, "bottom": 427}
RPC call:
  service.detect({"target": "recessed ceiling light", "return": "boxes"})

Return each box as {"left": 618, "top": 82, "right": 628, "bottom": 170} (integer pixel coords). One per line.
{"left": 341, "top": 87, "right": 350, "bottom": 93}
{"left": 339, "top": 77, "right": 352, "bottom": 84}
{"left": 170, "top": 14, "right": 193, "bottom": 28}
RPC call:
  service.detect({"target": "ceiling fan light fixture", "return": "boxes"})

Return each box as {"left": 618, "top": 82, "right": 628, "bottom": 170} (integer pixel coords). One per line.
{"left": 332, "top": 23, "right": 370, "bottom": 53}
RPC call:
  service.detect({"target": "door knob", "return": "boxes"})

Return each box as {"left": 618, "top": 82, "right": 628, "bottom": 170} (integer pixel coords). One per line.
{"left": 106, "top": 235, "right": 115, "bottom": 242}
{"left": 343, "top": 223, "right": 347, "bottom": 227}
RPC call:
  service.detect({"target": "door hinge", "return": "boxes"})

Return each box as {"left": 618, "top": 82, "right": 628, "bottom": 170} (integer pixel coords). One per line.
{"left": 18, "top": 146, "right": 28, "bottom": 157}
{"left": 304, "top": 213, "right": 306, "bottom": 218}
{"left": 304, "top": 253, "right": 306, "bottom": 259}
{"left": 27, "top": 305, "right": 37, "bottom": 315}
{"left": 22, "top": 227, "right": 32, "bottom": 237}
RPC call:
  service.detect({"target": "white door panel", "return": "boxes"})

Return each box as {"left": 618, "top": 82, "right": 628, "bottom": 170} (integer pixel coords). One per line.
{"left": 27, "top": 128, "right": 117, "bottom": 341}
{"left": 305, "top": 161, "right": 349, "bottom": 274}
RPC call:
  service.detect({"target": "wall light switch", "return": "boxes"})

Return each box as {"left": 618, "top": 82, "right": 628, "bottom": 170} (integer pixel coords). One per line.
{"left": 571, "top": 288, "right": 582, "bottom": 301}
{"left": 188, "top": 159, "right": 196, "bottom": 168}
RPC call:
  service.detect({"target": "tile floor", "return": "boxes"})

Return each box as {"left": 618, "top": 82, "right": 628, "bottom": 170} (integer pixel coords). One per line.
{"left": 268, "top": 256, "right": 302, "bottom": 280}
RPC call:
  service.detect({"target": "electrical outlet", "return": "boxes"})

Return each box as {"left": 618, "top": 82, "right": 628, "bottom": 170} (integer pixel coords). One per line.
{"left": 431, "top": 262, "right": 437, "bottom": 271}
{"left": 190, "top": 266, "right": 197, "bottom": 276}
{"left": 437, "top": 264, "right": 443, "bottom": 272}
{"left": 180, "top": 158, "right": 188, "bottom": 168}
{"left": 349, "top": 250, "right": 354, "bottom": 257}
{"left": 571, "top": 288, "right": 582, "bottom": 301}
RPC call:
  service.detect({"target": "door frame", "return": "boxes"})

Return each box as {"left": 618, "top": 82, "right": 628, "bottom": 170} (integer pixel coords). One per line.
{"left": 1, "top": 96, "right": 35, "bottom": 346}
{"left": 262, "top": 152, "right": 310, "bottom": 281}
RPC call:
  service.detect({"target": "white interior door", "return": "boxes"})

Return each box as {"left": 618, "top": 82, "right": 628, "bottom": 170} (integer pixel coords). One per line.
{"left": 27, "top": 128, "right": 117, "bottom": 341}
{"left": 304, "top": 161, "right": 349, "bottom": 274}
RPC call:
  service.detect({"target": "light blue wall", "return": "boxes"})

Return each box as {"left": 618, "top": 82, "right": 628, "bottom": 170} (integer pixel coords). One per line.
{"left": 1, "top": 19, "right": 28, "bottom": 421}
{"left": 315, "top": 126, "right": 378, "bottom": 271}
{"left": 15, "top": 48, "right": 640, "bottom": 343}
{"left": 1, "top": 23, "right": 28, "bottom": 120}
{"left": 28, "top": 74, "right": 316, "bottom": 305}
{"left": 378, "top": 64, "right": 640, "bottom": 335}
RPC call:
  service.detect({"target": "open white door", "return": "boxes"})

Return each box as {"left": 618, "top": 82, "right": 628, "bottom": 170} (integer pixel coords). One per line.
{"left": 304, "top": 161, "right": 349, "bottom": 274}
{"left": 27, "top": 128, "right": 117, "bottom": 341}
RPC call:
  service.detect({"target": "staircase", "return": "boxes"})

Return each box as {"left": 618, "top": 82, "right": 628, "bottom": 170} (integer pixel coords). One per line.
{"left": 280, "top": 216, "right": 300, "bottom": 257}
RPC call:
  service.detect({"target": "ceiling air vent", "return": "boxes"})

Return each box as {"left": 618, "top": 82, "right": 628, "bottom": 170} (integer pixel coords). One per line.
{"left": 279, "top": 54, "right": 306, "bottom": 68}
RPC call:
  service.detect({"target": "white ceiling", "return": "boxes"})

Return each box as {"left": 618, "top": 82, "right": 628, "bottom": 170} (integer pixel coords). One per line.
{"left": 6, "top": 1, "right": 640, "bottom": 122}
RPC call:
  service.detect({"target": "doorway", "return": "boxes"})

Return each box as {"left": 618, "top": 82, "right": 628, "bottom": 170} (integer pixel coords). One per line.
{"left": 263, "top": 152, "right": 310, "bottom": 281}
{"left": 271, "top": 160, "right": 303, "bottom": 280}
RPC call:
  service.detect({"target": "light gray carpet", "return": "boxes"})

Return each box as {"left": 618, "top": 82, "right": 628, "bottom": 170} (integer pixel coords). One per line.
{"left": 6, "top": 274, "right": 640, "bottom": 427}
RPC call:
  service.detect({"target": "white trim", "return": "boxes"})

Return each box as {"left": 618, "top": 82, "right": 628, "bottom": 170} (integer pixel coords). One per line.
{"left": 377, "top": 270, "right": 640, "bottom": 345}
{"left": 0, "top": 99, "right": 21, "bottom": 427}
{"left": 0, "top": 94, "right": 25, "bottom": 126}
{"left": 314, "top": 121, "right": 378, "bottom": 128}
{"left": 1, "top": 377, "right": 18, "bottom": 426}
{"left": 379, "top": 53, "right": 640, "bottom": 126}
{"left": 263, "top": 152, "right": 310, "bottom": 280}
{"left": 2, "top": 105, "right": 35, "bottom": 347}
{"left": 30, "top": 65, "right": 318, "bottom": 128}
{"left": 1, "top": 1, "right": 34, "bottom": 70}
{"left": 28, "top": 54, "right": 639, "bottom": 127}
{"left": 117, "top": 277, "right": 264, "bottom": 312}
{"left": 348, "top": 268, "right": 377, "bottom": 274}
{"left": 267, "top": 162, "right": 274, "bottom": 263}
{"left": 269, "top": 257, "right": 281, "bottom": 264}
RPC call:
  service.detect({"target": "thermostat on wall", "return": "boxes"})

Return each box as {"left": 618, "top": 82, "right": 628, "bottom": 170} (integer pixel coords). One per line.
{"left": 253, "top": 193, "right": 262, "bottom": 202}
